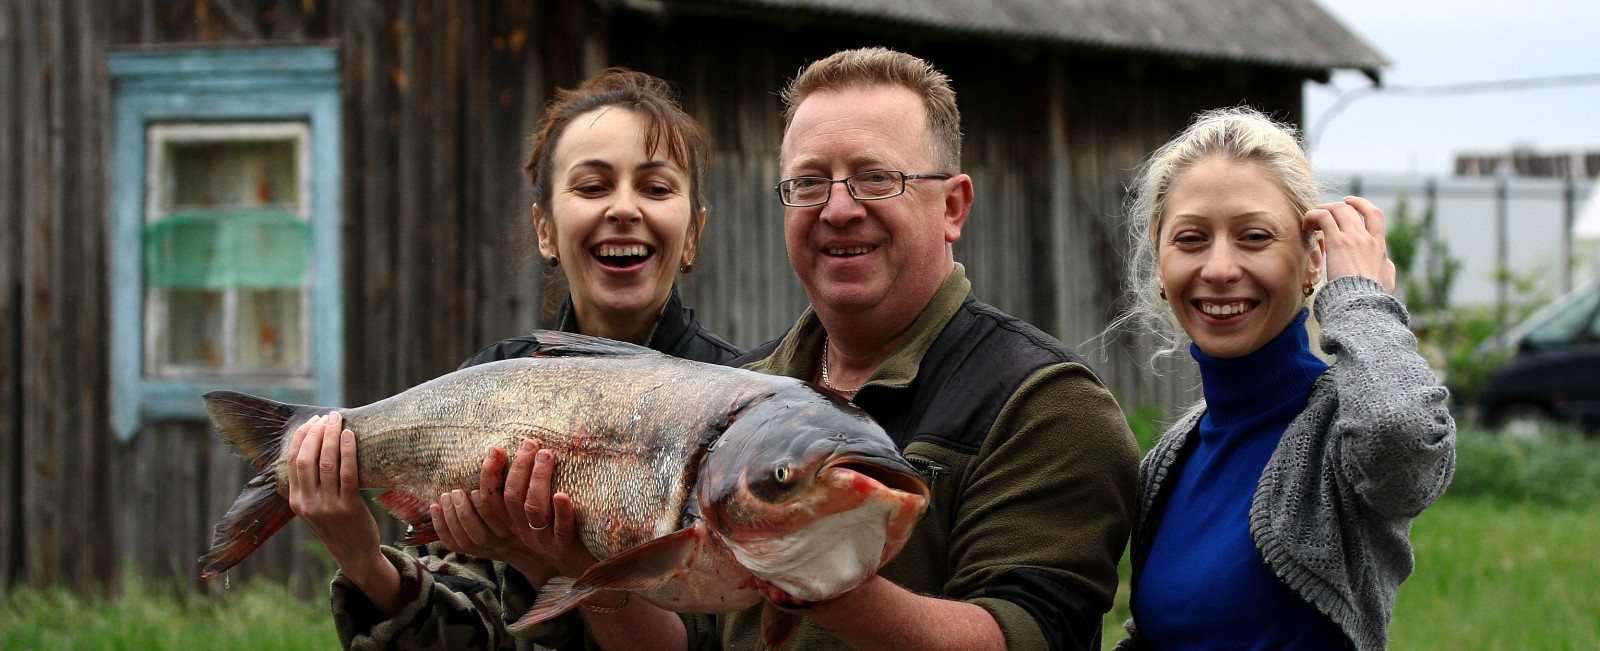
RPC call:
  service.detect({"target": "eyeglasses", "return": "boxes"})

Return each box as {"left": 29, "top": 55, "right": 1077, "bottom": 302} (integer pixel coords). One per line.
{"left": 774, "top": 170, "right": 951, "bottom": 207}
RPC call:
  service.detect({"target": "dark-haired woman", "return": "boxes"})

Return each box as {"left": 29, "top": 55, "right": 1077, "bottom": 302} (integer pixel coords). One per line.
{"left": 287, "top": 68, "right": 739, "bottom": 650}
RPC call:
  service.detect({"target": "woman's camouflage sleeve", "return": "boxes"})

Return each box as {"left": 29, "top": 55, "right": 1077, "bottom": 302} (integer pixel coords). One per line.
{"left": 329, "top": 543, "right": 582, "bottom": 650}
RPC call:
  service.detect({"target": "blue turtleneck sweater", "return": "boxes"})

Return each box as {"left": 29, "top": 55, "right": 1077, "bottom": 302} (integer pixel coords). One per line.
{"left": 1134, "top": 310, "right": 1345, "bottom": 650}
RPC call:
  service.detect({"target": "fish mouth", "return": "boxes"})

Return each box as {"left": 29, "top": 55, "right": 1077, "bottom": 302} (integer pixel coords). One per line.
{"left": 592, "top": 242, "right": 656, "bottom": 269}
{"left": 823, "top": 456, "right": 931, "bottom": 502}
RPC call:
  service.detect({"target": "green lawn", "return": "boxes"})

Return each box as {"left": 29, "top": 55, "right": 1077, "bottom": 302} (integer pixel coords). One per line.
{"left": 3, "top": 497, "right": 1594, "bottom": 649}
{"left": 1102, "top": 496, "right": 1600, "bottom": 649}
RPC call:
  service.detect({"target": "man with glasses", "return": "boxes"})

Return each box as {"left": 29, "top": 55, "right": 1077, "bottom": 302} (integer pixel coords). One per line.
{"left": 568, "top": 47, "right": 1138, "bottom": 651}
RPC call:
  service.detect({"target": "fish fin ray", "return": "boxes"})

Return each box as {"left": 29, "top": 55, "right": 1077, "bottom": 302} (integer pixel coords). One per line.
{"left": 573, "top": 525, "right": 702, "bottom": 592}
{"left": 199, "top": 471, "right": 295, "bottom": 577}
{"left": 761, "top": 602, "right": 803, "bottom": 649}
{"left": 376, "top": 491, "right": 439, "bottom": 546}
{"left": 202, "top": 390, "right": 321, "bottom": 471}
{"left": 523, "top": 330, "right": 660, "bottom": 358}
{"left": 512, "top": 576, "right": 598, "bottom": 629}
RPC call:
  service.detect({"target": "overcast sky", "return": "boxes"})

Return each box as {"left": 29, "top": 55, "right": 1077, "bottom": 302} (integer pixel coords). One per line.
{"left": 1304, "top": 0, "right": 1600, "bottom": 175}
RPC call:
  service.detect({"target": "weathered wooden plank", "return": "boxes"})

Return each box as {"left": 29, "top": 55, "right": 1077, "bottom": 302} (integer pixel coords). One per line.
{"left": 0, "top": 0, "right": 22, "bottom": 594}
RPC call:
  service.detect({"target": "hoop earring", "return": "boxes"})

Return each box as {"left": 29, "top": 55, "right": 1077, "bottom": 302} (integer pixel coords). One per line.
{"left": 1159, "top": 288, "right": 1167, "bottom": 301}
{"left": 1302, "top": 285, "right": 1314, "bottom": 297}
{"left": 545, "top": 255, "right": 559, "bottom": 268}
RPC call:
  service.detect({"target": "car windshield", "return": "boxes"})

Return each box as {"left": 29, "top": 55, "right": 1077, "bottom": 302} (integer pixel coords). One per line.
{"left": 1522, "top": 284, "right": 1600, "bottom": 348}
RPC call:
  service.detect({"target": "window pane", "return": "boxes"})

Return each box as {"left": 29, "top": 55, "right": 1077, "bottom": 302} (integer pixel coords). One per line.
{"left": 158, "top": 288, "right": 225, "bottom": 368}
{"left": 236, "top": 288, "right": 304, "bottom": 369}
{"left": 166, "top": 139, "right": 299, "bottom": 211}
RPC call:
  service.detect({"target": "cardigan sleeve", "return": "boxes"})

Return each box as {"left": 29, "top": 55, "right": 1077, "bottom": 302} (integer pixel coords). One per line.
{"left": 1314, "top": 274, "right": 1457, "bottom": 518}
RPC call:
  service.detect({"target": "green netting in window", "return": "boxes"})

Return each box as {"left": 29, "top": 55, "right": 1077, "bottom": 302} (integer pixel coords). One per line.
{"left": 144, "top": 209, "right": 311, "bottom": 288}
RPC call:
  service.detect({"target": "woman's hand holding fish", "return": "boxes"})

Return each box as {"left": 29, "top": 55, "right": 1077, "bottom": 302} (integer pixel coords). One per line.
{"left": 502, "top": 442, "right": 601, "bottom": 580}
{"left": 1304, "top": 195, "right": 1396, "bottom": 294}
{"left": 431, "top": 446, "right": 550, "bottom": 578}
{"left": 286, "top": 412, "right": 405, "bottom": 617}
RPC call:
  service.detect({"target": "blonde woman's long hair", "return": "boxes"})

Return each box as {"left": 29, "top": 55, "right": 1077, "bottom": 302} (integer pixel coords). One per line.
{"left": 1116, "top": 107, "right": 1323, "bottom": 360}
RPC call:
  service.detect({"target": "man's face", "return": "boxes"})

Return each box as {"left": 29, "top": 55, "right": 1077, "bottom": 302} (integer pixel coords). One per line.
{"left": 779, "top": 86, "right": 968, "bottom": 321}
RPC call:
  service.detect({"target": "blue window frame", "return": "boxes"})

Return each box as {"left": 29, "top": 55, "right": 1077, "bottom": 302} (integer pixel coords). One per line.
{"left": 108, "top": 47, "right": 343, "bottom": 441}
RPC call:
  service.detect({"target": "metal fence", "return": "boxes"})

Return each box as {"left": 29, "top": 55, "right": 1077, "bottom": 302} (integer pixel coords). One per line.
{"left": 1321, "top": 173, "right": 1596, "bottom": 320}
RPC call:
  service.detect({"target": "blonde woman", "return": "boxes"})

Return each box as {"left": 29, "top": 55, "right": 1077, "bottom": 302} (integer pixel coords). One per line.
{"left": 1115, "top": 108, "right": 1455, "bottom": 651}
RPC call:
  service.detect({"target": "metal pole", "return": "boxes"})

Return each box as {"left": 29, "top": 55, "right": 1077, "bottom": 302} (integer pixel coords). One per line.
{"left": 1562, "top": 174, "right": 1575, "bottom": 294}
{"left": 1496, "top": 175, "right": 1509, "bottom": 326}
{"left": 1425, "top": 177, "right": 1439, "bottom": 309}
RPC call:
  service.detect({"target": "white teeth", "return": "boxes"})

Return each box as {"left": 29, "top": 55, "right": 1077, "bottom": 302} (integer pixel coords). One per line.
{"left": 595, "top": 244, "right": 650, "bottom": 258}
{"left": 1201, "top": 302, "right": 1252, "bottom": 317}
{"left": 826, "top": 247, "right": 873, "bottom": 255}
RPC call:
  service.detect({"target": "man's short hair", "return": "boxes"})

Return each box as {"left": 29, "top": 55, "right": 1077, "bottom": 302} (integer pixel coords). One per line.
{"left": 780, "top": 47, "right": 962, "bottom": 172}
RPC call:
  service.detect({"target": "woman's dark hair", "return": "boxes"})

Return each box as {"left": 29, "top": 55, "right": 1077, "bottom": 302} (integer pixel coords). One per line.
{"left": 524, "top": 67, "right": 710, "bottom": 221}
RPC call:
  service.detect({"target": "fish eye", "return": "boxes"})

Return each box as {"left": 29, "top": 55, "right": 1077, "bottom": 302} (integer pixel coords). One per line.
{"left": 773, "top": 466, "right": 792, "bottom": 484}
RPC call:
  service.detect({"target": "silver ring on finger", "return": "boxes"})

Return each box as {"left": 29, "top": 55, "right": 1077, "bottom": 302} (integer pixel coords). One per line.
{"left": 528, "top": 522, "right": 548, "bottom": 531}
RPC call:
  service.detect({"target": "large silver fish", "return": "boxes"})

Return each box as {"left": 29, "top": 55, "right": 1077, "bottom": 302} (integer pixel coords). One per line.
{"left": 200, "top": 331, "right": 929, "bottom": 647}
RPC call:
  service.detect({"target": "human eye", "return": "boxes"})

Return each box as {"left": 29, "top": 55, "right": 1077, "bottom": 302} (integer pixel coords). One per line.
{"left": 1240, "top": 230, "right": 1277, "bottom": 245}
{"left": 641, "top": 179, "right": 678, "bottom": 198}
{"left": 786, "top": 177, "right": 828, "bottom": 201}
{"left": 570, "top": 177, "right": 609, "bottom": 197}
{"left": 1170, "top": 231, "right": 1206, "bottom": 247}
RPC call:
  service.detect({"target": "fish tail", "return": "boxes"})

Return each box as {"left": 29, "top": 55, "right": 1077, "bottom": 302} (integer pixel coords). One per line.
{"left": 199, "top": 472, "right": 296, "bottom": 577}
{"left": 203, "top": 390, "right": 320, "bottom": 471}
{"left": 198, "top": 390, "right": 324, "bottom": 578}
{"left": 511, "top": 576, "right": 599, "bottom": 630}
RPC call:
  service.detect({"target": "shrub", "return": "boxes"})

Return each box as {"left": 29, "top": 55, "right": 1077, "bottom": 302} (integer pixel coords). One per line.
{"left": 1445, "top": 422, "right": 1600, "bottom": 507}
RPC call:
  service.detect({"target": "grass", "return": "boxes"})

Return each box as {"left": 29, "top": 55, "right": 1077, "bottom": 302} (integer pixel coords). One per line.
{"left": 1, "top": 578, "right": 337, "bottom": 650}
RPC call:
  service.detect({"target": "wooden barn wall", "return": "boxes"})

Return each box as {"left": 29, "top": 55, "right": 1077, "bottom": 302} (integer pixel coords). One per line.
{"left": 0, "top": 0, "right": 581, "bottom": 595}
{"left": 602, "top": 12, "right": 1305, "bottom": 414}
{"left": 2, "top": 0, "right": 1308, "bottom": 595}
{"left": 2, "top": 0, "right": 118, "bottom": 593}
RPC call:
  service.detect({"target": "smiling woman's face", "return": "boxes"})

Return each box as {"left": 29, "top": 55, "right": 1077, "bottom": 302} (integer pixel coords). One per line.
{"left": 536, "top": 107, "right": 699, "bottom": 336}
{"left": 1157, "top": 156, "right": 1323, "bottom": 358}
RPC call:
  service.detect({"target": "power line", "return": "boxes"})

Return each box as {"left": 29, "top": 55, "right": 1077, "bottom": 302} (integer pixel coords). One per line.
{"left": 1306, "top": 72, "right": 1600, "bottom": 153}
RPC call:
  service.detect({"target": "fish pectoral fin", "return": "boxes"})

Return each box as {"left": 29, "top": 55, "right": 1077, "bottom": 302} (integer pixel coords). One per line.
{"left": 513, "top": 576, "right": 598, "bottom": 630}
{"left": 760, "top": 602, "right": 803, "bottom": 649}
{"left": 376, "top": 491, "right": 438, "bottom": 547}
{"left": 572, "top": 525, "right": 703, "bottom": 592}
{"left": 512, "top": 526, "right": 705, "bottom": 630}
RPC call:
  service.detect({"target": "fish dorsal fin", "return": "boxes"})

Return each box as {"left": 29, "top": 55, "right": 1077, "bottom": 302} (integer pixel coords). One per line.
{"left": 522, "top": 330, "right": 661, "bottom": 358}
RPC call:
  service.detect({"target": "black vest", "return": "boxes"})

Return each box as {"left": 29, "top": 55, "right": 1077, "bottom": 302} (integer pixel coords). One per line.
{"left": 733, "top": 295, "right": 1092, "bottom": 452}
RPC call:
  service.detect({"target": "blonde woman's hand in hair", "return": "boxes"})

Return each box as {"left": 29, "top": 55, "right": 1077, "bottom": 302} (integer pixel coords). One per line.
{"left": 1305, "top": 196, "right": 1396, "bottom": 294}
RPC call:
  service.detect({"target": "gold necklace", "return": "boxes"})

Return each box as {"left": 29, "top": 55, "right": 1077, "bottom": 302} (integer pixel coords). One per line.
{"left": 819, "top": 337, "right": 860, "bottom": 397}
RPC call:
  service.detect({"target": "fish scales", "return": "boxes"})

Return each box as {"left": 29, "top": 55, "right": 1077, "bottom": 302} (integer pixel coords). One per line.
{"left": 325, "top": 354, "right": 764, "bottom": 557}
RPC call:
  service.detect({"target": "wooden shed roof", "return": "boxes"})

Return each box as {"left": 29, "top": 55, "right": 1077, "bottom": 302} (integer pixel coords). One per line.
{"left": 676, "top": 0, "right": 1387, "bottom": 80}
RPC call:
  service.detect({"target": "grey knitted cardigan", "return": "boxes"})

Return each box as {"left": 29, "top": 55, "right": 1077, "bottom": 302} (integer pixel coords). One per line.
{"left": 1117, "top": 275, "right": 1457, "bottom": 651}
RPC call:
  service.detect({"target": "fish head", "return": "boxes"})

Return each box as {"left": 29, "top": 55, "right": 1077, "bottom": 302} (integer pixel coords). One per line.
{"left": 699, "top": 387, "right": 930, "bottom": 603}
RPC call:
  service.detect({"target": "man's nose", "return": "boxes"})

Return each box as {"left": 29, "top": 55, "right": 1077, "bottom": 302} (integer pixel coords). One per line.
{"left": 818, "top": 180, "right": 865, "bottom": 225}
